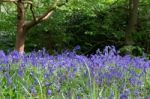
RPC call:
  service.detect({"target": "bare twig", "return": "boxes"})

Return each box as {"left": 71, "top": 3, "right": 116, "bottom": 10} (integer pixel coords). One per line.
{"left": 28, "top": 1, "right": 36, "bottom": 21}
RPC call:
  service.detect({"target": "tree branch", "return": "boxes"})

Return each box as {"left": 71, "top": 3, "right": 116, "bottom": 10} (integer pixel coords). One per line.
{"left": 22, "top": 0, "right": 33, "bottom": 4}
{"left": 29, "top": 1, "right": 36, "bottom": 21}
{"left": 1, "top": 0, "right": 16, "bottom": 2}
{"left": 33, "top": 0, "right": 60, "bottom": 21}
{"left": 25, "top": 0, "right": 66, "bottom": 30}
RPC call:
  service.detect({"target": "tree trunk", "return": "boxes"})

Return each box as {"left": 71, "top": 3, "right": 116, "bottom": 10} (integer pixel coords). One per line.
{"left": 16, "top": 0, "right": 26, "bottom": 54}
{"left": 13, "top": 0, "right": 64, "bottom": 54}
{"left": 125, "top": 0, "right": 139, "bottom": 45}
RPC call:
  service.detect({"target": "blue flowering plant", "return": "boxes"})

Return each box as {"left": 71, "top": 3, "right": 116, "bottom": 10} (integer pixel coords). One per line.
{"left": 0, "top": 46, "right": 150, "bottom": 99}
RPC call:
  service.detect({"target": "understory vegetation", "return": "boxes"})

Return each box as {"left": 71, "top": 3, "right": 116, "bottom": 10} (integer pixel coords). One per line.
{"left": 0, "top": 46, "right": 150, "bottom": 99}
{"left": 0, "top": 0, "right": 150, "bottom": 98}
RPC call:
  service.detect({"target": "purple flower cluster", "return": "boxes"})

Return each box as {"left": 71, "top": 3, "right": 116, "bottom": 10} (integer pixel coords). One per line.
{"left": 0, "top": 46, "right": 150, "bottom": 98}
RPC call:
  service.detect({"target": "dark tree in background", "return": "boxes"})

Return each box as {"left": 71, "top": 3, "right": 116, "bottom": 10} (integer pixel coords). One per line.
{"left": 125, "top": 0, "right": 139, "bottom": 45}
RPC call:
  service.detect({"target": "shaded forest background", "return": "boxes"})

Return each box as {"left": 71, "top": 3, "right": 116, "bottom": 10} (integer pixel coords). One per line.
{"left": 0, "top": 0, "right": 150, "bottom": 56}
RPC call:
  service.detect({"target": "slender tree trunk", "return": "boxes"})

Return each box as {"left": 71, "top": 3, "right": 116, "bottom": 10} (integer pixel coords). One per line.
{"left": 13, "top": 0, "right": 64, "bottom": 54}
{"left": 16, "top": 0, "right": 26, "bottom": 54}
{"left": 125, "top": 0, "right": 139, "bottom": 45}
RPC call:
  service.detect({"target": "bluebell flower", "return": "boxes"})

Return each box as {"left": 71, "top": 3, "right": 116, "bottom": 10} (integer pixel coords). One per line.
{"left": 119, "top": 93, "right": 128, "bottom": 99}
{"left": 0, "top": 50, "right": 5, "bottom": 58}
{"left": 124, "top": 89, "right": 130, "bottom": 95}
{"left": 44, "top": 73, "right": 49, "bottom": 78}
{"left": 0, "top": 46, "right": 150, "bottom": 97}
{"left": 47, "top": 89, "right": 52, "bottom": 96}
{"left": 145, "top": 96, "right": 150, "bottom": 99}
{"left": 4, "top": 72, "right": 12, "bottom": 84}
{"left": 134, "top": 89, "right": 139, "bottom": 95}
{"left": 99, "top": 96, "right": 103, "bottom": 99}
{"left": 109, "top": 91, "right": 114, "bottom": 99}
{"left": 138, "top": 96, "right": 142, "bottom": 99}
{"left": 44, "top": 82, "right": 52, "bottom": 87}
{"left": 96, "top": 49, "right": 101, "bottom": 55}
{"left": 31, "top": 87, "right": 37, "bottom": 95}
{"left": 76, "top": 96, "right": 81, "bottom": 99}
{"left": 18, "top": 70, "right": 24, "bottom": 77}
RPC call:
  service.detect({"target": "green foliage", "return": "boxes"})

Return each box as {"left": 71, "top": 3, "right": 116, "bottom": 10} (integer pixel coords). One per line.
{"left": 0, "top": 31, "right": 15, "bottom": 52}
{"left": 0, "top": 0, "right": 150, "bottom": 55}
{"left": 119, "top": 45, "right": 144, "bottom": 56}
{"left": 0, "top": 3, "right": 16, "bottom": 51}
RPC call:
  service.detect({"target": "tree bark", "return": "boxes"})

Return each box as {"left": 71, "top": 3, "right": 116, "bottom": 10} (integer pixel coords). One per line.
{"left": 14, "top": 0, "right": 65, "bottom": 54}
{"left": 16, "top": 0, "right": 26, "bottom": 54}
{"left": 1, "top": 0, "right": 67, "bottom": 54}
{"left": 125, "top": 0, "right": 139, "bottom": 45}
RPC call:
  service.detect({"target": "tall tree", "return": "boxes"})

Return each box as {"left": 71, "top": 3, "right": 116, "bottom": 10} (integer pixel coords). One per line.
{"left": 125, "top": 0, "right": 139, "bottom": 45}
{"left": 1, "top": 0, "right": 66, "bottom": 54}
